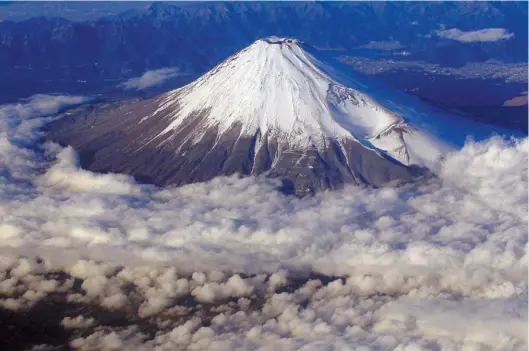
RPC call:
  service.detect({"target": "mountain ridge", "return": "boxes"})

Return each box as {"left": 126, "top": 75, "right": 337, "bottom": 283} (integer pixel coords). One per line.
{"left": 1, "top": 2, "right": 527, "bottom": 104}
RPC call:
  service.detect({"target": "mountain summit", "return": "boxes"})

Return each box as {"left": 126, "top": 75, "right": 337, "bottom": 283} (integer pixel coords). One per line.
{"left": 48, "top": 37, "right": 500, "bottom": 194}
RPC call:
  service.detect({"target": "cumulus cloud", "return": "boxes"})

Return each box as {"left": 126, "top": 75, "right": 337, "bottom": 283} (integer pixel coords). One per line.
{"left": 0, "top": 95, "right": 527, "bottom": 350}
{"left": 121, "top": 67, "right": 182, "bottom": 90}
{"left": 191, "top": 274, "right": 254, "bottom": 303}
{"left": 0, "top": 94, "right": 88, "bottom": 169}
{"left": 436, "top": 27, "right": 514, "bottom": 42}
{"left": 40, "top": 146, "right": 141, "bottom": 195}
{"left": 1, "top": 255, "right": 526, "bottom": 350}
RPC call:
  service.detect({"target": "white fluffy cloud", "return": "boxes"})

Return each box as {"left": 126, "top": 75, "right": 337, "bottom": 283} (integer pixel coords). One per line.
{"left": 1, "top": 256, "right": 526, "bottom": 350}
{"left": 0, "top": 95, "right": 527, "bottom": 350}
{"left": 121, "top": 67, "right": 182, "bottom": 90}
{"left": 436, "top": 28, "right": 514, "bottom": 43}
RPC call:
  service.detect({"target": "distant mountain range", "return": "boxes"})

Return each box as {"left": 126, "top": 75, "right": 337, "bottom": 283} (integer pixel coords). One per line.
{"left": 0, "top": 1, "right": 527, "bottom": 103}
{"left": 0, "top": 1, "right": 150, "bottom": 22}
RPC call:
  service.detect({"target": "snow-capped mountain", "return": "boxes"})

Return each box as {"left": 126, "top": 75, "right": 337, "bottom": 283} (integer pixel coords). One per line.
{"left": 47, "top": 37, "right": 505, "bottom": 194}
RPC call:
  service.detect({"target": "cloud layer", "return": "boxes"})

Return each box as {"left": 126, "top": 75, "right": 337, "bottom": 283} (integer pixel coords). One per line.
{"left": 0, "top": 95, "right": 527, "bottom": 350}
{"left": 121, "top": 67, "right": 182, "bottom": 90}
{"left": 436, "top": 28, "right": 514, "bottom": 42}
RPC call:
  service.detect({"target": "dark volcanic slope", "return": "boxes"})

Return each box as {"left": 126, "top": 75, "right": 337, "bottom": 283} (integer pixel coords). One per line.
{"left": 47, "top": 97, "right": 421, "bottom": 195}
